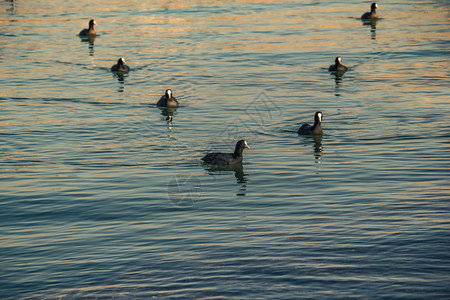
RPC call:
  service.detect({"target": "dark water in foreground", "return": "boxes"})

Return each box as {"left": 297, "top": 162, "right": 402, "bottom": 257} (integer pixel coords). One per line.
{"left": 1, "top": 0, "right": 449, "bottom": 298}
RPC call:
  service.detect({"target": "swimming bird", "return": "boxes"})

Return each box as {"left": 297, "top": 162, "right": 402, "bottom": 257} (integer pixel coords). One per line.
{"left": 201, "top": 140, "right": 250, "bottom": 165}
{"left": 361, "top": 3, "right": 378, "bottom": 19}
{"left": 328, "top": 57, "right": 348, "bottom": 72}
{"left": 298, "top": 111, "right": 323, "bottom": 135}
{"left": 79, "top": 19, "right": 96, "bottom": 36}
{"left": 157, "top": 89, "right": 178, "bottom": 107}
{"left": 111, "top": 58, "right": 130, "bottom": 72}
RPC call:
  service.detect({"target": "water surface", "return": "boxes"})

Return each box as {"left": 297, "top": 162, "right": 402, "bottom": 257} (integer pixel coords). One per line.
{"left": 1, "top": 0, "right": 449, "bottom": 298}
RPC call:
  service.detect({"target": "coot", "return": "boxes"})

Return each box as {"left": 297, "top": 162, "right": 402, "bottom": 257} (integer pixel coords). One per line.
{"left": 111, "top": 58, "right": 130, "bottom": 72}
{"left": 361, "top": 3, "right": 378, "bottom": 19}
{"left": 328, "top": 57, "right": 348, "bottom": 72}
{"left": 157, "top": 89, "right": 178, "bottom": 107}
{"left": 79, "top": 19, "right": 96, "bottom": 36}
{"left": 201, "top": 140, "right": 250, "bottom": 165}
{"left": 298, "top": 111, "right": 323, "bottom": 135}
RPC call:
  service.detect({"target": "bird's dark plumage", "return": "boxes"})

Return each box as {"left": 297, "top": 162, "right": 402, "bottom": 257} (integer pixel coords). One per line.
{"left": 298, "top": 112, "right": 323, "bottom": 135}
{"left": 328, "top": 57, "right": 348, "bottom": 72}
{"left": 201, "top": 140, "right": 250, "bottom": 165}
{"left": 361, "top": 3, "right": 378, "bottom": 19}
{"left": 111, "top": 58, "right": 130, "bottom": 72}
{"left": 79, "top": 19, "right": 96, "bottom": 36}
{"left": 157, "top": 89, "right": 178, "bottom": 107}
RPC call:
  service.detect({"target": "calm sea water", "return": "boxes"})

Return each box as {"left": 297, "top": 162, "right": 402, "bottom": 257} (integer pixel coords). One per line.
{"left": 1, "top": 0, "right": 449, "bottom": 298}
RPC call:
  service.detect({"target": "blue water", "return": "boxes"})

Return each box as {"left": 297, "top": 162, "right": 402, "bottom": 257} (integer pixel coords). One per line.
{"left": 1, "top": 0, "right": 449, "bottom": 298}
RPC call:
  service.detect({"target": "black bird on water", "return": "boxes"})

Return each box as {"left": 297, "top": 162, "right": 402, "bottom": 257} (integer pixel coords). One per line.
{"left": 298, "top": 112, "right": 323, "bottom": 135}
{"left": 361, "top": 3, "right": 378, "bottom": 20}
{"left": 157, "top": 89, "right": 179, "bottom": 107}
{"left": 201, "top": 140, "right": 250, "bottom": 165}
{"left": 79, "top": 19, "right": 96, "bottom": 36}
{"left": 111, "top": 58, "right": 130, "bottom": 72}
{"left": 328, "top": 57, "right": 348, "bottom": 72}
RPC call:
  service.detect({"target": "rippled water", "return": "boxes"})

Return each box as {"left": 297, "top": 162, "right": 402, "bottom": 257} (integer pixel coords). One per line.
{"left": 1, "top": 0, "right": 449, "bottom": 298}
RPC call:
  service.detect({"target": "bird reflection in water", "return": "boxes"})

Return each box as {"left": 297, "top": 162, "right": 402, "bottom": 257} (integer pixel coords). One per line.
{"left": 312, "top": 135, "right": 323, "bottom": 162}
{"left": 6, "top": 0, "right": 16, "bottom": 13}
{"left": 300, "top": 135, "right": 323, "bottom": 163}
{"left": 112, "top": 72, "right": 128, "bottom": 93}
{"left": 159, "top": 106, "right": 178, "bottom": 125}
{"left": 204, "top": 163, "right": 249, "bottom": 195}
{"left": 79, "top": 35, "right": 96, "bottom": 56}
{"left": 332, "top": 71, "right": 344, "bottom": 97}
{"left": 362, "top": 18, "right": 377, "bottom": 40}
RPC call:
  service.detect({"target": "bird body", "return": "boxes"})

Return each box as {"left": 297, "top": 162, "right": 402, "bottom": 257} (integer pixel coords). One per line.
{"left": 361, "top": 3, "right": 378, "bottom": 19}
{"left": 298, "top": 112, "right": 323, "bottom": 135}
{"left": 157, "top": 89, "right": 179, "bottom": 107}
{"left": 328, "top": 57, "right": 348, "bottom": 72}
{"left": 201, "top": 140, "right": 250, "bottom": 165}
{"left": 79, "top": 19, "right": 96, "bottom": 36}
{"left": 111, "top": 58, "right": 130, "bottom": 72}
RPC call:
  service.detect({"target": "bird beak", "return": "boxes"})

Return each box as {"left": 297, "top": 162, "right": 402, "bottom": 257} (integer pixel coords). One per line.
{"left": 94, "top": 21, "right": 97, "bottom": 25}
{"left": 244, "top": 141, "right": 250, "bottom": 149}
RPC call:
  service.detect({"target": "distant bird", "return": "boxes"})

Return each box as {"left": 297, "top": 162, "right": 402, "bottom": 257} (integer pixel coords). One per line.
{"left": 201, "top": 140, "right": 250, "bottom": 165}
{"left": 328, "top": 57, "right": 348, "bottom": 72}
{"left": 79, "top": 19, "right": 96, "bottom": 36}
{"left": 298, "top": 111, "right": 323, "bottom": 135}
{"left": 361, "top": 3, "right": 378, "bottom": 19}
{"left": 157, "top": 89, "right": 179, "bottom": 107}
{"left": 111, "top": 58, "right": 130, "bottom": 72}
